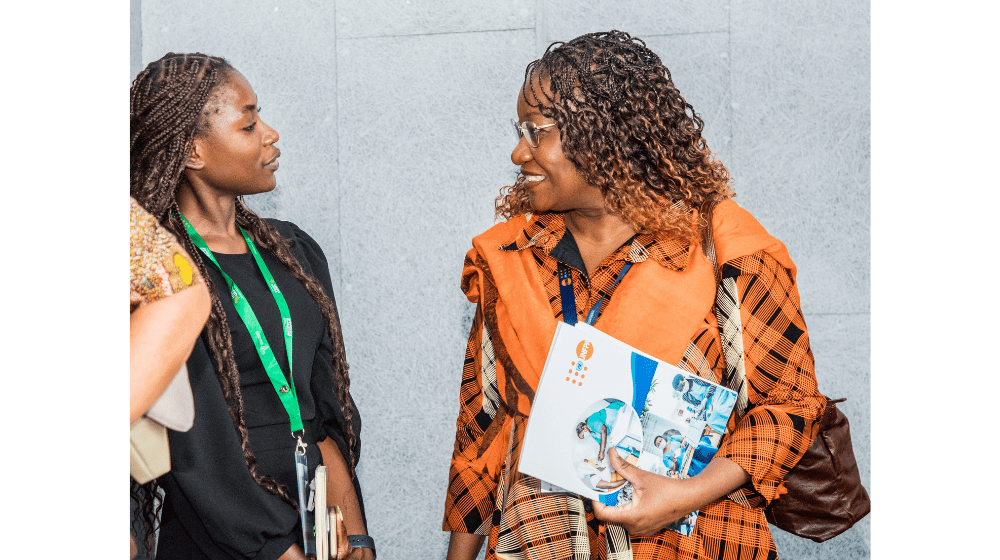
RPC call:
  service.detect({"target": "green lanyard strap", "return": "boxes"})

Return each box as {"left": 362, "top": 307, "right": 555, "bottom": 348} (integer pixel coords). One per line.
{"left": 178, "top": 213, "right": 303, "bottom": 435}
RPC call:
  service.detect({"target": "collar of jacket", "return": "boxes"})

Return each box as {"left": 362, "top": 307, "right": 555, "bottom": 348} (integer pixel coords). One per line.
{"left": 496, "top": 211, "right": 692, "bottom": 271}
{"left": 463, "top": 200, "right": 793, "bottom": 417}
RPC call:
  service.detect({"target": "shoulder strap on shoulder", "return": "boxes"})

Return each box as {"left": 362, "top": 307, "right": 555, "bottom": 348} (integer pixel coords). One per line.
{"left": 700, "top": 200, "right": 750, "bottom": 419}
{"left": 700, "top": 202, "right": 720, "bottom": 276}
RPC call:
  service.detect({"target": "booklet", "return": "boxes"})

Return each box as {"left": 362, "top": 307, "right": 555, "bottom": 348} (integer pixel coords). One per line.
{"left": 518, "top": 322, "right": 738, "bottom": 536}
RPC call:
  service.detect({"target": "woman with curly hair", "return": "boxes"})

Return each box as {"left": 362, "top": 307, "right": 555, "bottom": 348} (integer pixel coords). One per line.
{"left": 443, "top": 31, "right": 825, "bottom": 560}
{"left": 130, "top": 53, "right": 372, "bottom": 560}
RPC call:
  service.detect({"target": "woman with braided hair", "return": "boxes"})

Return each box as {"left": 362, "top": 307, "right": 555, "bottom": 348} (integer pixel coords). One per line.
{"left": 130, "top": 53, "right": 371, "bottom": 560}
{"left": 444, "top": 31, "right": 825, "bottom": 559}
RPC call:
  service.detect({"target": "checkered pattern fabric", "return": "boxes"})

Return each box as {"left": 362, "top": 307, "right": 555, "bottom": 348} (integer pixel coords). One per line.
{"left": 444, "top": 213, "right": 824, "bottom": 559}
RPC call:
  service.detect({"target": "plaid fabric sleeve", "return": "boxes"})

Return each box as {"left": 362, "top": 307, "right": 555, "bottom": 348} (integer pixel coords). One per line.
{"left": 715, "top": 251, "right": 826, "bottom": 504}
{"left": 443, "top": 258, "right": 510, "bottom": 534}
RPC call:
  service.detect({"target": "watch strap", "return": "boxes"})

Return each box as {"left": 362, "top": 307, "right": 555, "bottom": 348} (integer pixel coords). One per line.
{"left": 347, "top": 534, "right": 376, "bottom": 559}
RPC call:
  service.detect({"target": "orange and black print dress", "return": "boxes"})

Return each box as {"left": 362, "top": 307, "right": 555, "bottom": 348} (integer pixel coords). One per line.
{"left": 443, "top": 200, "right": 825, "bottom": 560}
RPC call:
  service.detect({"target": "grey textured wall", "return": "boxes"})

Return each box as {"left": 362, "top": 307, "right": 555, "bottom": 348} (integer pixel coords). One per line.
{"left": 130, "top": 0, "right": 142, "bottom": 80}
{"left": 132, "top": 1, "right": 869, "bottom": 558}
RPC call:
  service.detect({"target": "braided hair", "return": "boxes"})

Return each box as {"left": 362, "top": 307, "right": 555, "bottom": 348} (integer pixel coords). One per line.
{"left": 129, "top": 52, "right": 358, "bottom": 554}
{"left": 496, "top": 30, "right": 734, "bottom": 240}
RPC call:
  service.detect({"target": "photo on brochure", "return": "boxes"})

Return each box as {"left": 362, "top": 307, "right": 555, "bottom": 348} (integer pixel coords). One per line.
{"left": 629, "top": 370, "right": 739, "bottom": 536}
{"left": 571, "top": 398, "right": 642, "bottom": 494}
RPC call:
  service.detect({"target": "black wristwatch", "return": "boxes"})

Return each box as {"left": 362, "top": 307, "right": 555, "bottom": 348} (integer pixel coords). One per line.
{"left": 347, "top": 534, "right": 376, "bottom": 559}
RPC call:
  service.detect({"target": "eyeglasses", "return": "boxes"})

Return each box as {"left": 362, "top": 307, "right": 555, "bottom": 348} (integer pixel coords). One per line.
{"left": 511, "top": 119, "right": 556, "bottom": 148}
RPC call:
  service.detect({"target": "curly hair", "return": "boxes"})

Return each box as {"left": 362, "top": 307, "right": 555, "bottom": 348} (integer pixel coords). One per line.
{"left": 129, "top": 52, "right": 358, "bottom": 555}
{"left": 496, "top": 30, "right": 734, "bottom": 240}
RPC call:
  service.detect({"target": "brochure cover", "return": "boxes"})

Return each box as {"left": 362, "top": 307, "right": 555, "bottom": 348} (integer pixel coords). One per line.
{"left": 519, "top": 322, "right": 738, "bottom": 536}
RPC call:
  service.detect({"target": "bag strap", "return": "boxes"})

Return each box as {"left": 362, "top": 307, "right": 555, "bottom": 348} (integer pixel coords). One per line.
{"left": 700, "top": 203, "right": 751, "bottom": 420}
{"left": 700, "top": 205, "right": 720, "bottom": 284}
{"left": 702, "top": 206, "right": 835, "bottom": 424}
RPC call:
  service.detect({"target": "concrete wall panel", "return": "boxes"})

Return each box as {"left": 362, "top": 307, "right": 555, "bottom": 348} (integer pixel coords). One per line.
{"left": 130, "top": 0, "right": 143, "bottom": 81}
{"left": 540, "top": 0, "right": 728, "bottom": 48}
{"left": 141, "top": 0, "right": 343, "bottom": 289}
{"left": 335, "top": 30, "right": 534, "bottom": 559}
{"left": 730, "top": 0, "right": 870, "bottom": 316}
{"left": 337, "top": 0, "right": 533, "bottom": 38}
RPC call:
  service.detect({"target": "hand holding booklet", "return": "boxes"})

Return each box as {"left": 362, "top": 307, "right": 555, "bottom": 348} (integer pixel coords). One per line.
{"left": 518, "top": 322, "right": 738, "bottom": 536}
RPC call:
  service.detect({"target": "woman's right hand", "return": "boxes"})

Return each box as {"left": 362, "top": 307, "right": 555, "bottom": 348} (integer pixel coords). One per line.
{"left": 276, "top": 508, "right": 359, "bottom": 560}
{"left": 331, "top": 505, "right": 355, "bottom": 559}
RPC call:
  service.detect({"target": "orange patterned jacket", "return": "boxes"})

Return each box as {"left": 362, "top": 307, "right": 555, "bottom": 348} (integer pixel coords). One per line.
{"left": 444, "top": 200, "right": 826, "bottom": 560}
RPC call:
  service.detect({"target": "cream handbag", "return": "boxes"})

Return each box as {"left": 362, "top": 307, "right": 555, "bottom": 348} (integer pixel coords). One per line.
{"left": 130, "top": 364, "right": 195, "bottom": 484}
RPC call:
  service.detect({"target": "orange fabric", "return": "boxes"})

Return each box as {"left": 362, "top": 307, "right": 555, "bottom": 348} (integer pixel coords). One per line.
{"left": 444, "top": 200, "right": 825, "bottom": 559}
{"left": 710, "top": 200, "right": 795, "bottom": 274}
{"left": 462, "top": 217, "right": 715, "bottom": 412}
{"left": 461, "top": 201, "right": 785, "bottom": 413}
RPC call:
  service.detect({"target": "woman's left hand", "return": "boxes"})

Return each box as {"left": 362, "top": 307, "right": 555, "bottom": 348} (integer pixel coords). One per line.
{"left": 317, "top": 438, "right": 373, "bottom": 560}
{"left": 592, "top": 449, "right": 751, "bottom": 536}
{"left": 339, "top": 544, "right": 372, "bottom": 560}
{"left": 591, "top": 449, "right": 699, "bottom": 536}
{"left": 330, "top": 504, "right": 373, "bottom": 560}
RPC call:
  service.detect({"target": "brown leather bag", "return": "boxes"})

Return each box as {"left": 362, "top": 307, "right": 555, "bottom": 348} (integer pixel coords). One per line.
{"left": 763, "top": 397, "right": 870, "bottom": 542}
{"left": 701, "top": 204, "right": 870, "bottom": 543}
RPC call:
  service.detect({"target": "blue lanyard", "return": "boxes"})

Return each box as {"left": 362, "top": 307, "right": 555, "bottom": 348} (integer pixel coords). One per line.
{"left": 557, "top": 261, "right": 633, "bottom": 325}
{"left": 560, "top": 259, "right": 656, "bottom": 417}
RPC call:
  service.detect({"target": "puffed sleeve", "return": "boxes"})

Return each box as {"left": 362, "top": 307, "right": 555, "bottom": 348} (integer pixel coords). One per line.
{"left": 442, "top": 251, "right": 511, "bottom": 534}
{"left": 310, "top": 329, "right": 363, "bottom": 466}
{"left": 275, "top": 220, "right": 367, "bottom": 523}
{"left": 715, "top": 251, "right": 826, "bottom": 504}
{"left": 309, "top": 328, "right": 368, "bottom": 529}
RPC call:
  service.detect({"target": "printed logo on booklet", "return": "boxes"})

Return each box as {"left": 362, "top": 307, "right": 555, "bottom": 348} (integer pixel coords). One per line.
{"left": 567, "top": 339, "right": 594, "bottom": 387}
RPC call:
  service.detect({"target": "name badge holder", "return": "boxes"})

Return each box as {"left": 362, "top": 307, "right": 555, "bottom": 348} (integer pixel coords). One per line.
{"left": 557, "top": 261, "right": 633, "bottom": 327}
{"left": 179, "top": 214, "right": 316, "bottom": 556}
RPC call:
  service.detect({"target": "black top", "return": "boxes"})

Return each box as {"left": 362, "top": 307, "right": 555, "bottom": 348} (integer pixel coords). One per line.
{"left": 156, "top": 220, "right": 364, "bottom": 560}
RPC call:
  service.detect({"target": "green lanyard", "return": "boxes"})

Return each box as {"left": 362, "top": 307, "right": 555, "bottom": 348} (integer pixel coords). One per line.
{"left": 177, "top": 213, "right": 303, "bottom": 435}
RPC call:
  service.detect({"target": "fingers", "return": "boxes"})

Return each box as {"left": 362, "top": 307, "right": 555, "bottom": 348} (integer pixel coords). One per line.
{"left": 334, "top": 506, "right": 353, "bottom": 560}
{"left": 591, "top": 496, "right": 628, "bottom": 523}
{"left": 591, "top": 451, "right": 633, "bottom": 523}
{"left": 607, "top": 449, "right": 639, "bottom": 483}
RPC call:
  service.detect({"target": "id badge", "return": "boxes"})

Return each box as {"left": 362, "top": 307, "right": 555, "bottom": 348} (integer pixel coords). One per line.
{"left": 295, "top": 446, "right": 316, "bottom": 556}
